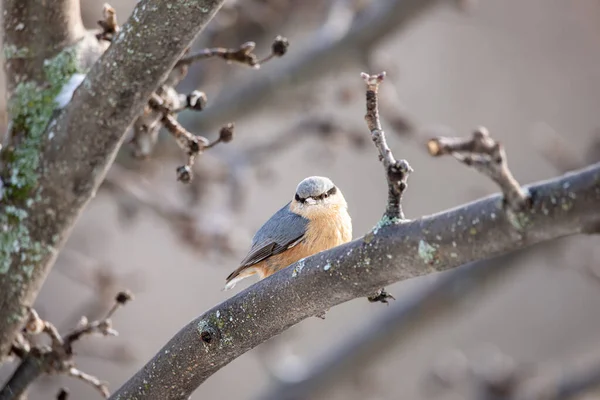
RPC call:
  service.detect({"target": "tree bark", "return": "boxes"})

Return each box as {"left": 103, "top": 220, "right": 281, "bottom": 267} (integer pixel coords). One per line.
{"left": 0, "top": 0, "right": 225, "bottom": 359}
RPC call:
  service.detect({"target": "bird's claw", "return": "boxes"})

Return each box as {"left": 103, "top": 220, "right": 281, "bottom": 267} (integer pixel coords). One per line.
{"left": 367, "top": 288, "right": 395, "bottom": 304}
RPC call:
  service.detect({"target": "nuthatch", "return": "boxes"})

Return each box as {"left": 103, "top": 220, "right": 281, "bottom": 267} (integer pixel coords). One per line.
{"left": 225, "top": 176, "right": 352, "bottom": 290}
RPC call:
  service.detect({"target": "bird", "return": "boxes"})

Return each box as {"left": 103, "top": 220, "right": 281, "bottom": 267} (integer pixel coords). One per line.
{"left": 224, "top": 176, "right": 352, "bottom": 290}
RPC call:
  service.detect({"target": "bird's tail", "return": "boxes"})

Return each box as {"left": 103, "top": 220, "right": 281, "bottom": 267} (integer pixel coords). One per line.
{"left": 223, "top": 266, "right": 259, "bottom": 291}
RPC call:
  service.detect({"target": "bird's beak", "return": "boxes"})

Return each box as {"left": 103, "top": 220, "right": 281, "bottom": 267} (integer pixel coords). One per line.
{"left": 305, "top": 197, "right": 317, "bottom": 205}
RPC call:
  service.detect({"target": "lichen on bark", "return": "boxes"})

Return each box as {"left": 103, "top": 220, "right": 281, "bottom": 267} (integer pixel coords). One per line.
{"left": 0, "top": 46, "right": 80, "bottom": 273}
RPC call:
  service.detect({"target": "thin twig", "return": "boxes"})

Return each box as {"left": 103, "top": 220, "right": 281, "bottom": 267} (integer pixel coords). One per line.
{"left": 147, "top": 92, "right": 235, "bottom": 183}
{"left": 0, "top": 292, "right": 132, "bottom": 399}
{"left": 361, "top": 71, "right": 413, "bottom": 222}
{"left": 176, "top": 36, "right": 289, "bottom": 69}
{"left": 67, "top": 368, "right": 109, "bottom": 398}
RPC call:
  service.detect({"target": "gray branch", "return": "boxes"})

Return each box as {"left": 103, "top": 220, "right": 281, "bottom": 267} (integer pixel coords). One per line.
{"left": 111, "top": 162, "right": 600, "bottom": 400}
{"left": 258, "top": 249, "right": 530, "bottom": 400}
{"left": 0, "top": 0, "right": 225, "bottom": 358}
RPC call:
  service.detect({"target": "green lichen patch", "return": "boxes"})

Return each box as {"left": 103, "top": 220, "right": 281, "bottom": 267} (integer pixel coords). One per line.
{"left": 418, "top": 239, "right": 439, "bottom": 265}
{"left": 0, "top": 46, "right": 79, "bottom": 273}
{"left": 3, "top": 45, "right": 30, "bottom": 60}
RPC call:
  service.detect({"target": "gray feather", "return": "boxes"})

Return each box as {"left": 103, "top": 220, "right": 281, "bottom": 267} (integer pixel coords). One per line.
{"left": 239, "top": 202, "right": 309, "bottom": 267}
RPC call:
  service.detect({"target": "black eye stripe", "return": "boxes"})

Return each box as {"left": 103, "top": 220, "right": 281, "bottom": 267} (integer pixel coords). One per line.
{"left": 296, "top": 187, "right": 337, "bottom": 203}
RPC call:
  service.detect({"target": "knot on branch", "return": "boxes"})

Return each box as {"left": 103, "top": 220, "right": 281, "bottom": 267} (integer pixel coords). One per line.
{"left": 196, "top": 320, "right": 222, "bottom": 346}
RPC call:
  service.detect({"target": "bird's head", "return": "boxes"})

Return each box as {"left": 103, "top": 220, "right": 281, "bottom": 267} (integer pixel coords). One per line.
{"left": 290, "top": 176, "right": 347, "bottom": 216}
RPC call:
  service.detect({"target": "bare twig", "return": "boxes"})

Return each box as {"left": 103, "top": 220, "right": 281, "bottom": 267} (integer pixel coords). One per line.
{"left": 111, "top": 162, "right": 600, "bottom": 400}
{"left": 361, "top": 71, "right": 413, "bottom": 222}
{"left": 0, "top": 292, "right": 132, "bottom": 399}
{"left": 147, "top": 92, "right": 235, "bottom": 183}
{"left": 129, "top": 35, "right": 287, "bottom": 162}
{"left": 95, "top": 3, "right": 119, "bottom": 42}
{"left": 176, "top": 36, "right": 288, "bottom": 69}
{"left": 67, "top": 368, "right": 109, "bottom": 398}
{"left": 427, "top": 127, "right": 531, "bottom": 212}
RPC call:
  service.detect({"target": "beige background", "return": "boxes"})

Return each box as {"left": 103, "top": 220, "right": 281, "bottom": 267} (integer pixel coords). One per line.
{"left": 2, "top": 0, "right": 600, "bottom": 399}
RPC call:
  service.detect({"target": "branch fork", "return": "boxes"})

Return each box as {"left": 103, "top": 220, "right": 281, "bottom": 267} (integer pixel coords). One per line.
{"left": 129, "top": 34, "right": 289, "bottom": 183}
{"left": 427, "top": 127, "right": 532, "bottom": 228}
{"left": 361, "top": 71, "right": 413, "bottom": 304}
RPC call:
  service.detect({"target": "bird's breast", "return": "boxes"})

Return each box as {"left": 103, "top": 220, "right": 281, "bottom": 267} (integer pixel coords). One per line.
{"left": 304, "top": 207, "right": 352, "bottom": 252}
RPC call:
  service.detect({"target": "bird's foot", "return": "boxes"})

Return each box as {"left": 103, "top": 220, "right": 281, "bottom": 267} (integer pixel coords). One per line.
{"left": 367, "top": 288, "right": 395, "bottom": 304}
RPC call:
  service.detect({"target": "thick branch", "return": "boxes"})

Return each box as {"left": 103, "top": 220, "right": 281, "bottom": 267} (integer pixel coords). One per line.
{"left": 259, "top": 250, "right": 529, "bottom": 400}
{"left": 112, "top": 163, "right": 600, "bottom": 400}
{"left": 0, "top": 0, "right": 225, "bottom": 358}
{"left": 2, "top": 0, "right": 85, "bottom": 94}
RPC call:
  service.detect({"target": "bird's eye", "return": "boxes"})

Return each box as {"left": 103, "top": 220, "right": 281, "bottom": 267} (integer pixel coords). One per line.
{"left": 323, "top": 193, "right": 328, "bottom": 198}
{"left": 295, "top": 193, "right": 304, "bottom": 203}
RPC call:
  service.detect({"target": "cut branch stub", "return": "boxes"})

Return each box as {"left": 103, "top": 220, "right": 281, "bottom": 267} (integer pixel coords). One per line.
{"left": 361, "top": 71, "right": 413, "bottom": 222}
{"left": 96, "top": 3, "right": 119, "bottom": 42}
{"left": 427, "top": 127, "right": 531, "bottom": 212}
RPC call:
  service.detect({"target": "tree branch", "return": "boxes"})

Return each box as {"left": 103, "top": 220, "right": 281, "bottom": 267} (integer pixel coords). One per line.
{"left": 258, "top": 249, "right": 529, "bottom": 400}
{"left": 185, "top": 0, "right": 450, "bottom": 130}
{"left": 2, "top": 0, "right": 86, "bottom": 94}
{"left": 111, "top": 159, "right": 600, "bottom": 399}
{"left": 0, "top": 0, "right": 225, "bottom": 358}
{"left": 362, "top": 71, "right": 412, "bottom": 222}
{"left": 1, "top": 292, "right": 132, "bottom": 399}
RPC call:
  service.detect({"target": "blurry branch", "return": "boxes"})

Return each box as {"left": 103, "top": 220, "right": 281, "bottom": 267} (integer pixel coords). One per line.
{"left": 129, "top": 35, "right": 289, "bottom": 181}
{"left": 102, "top": 164, "right": 237, "bottom": 254}
{"left": 0, "top": 0, "right": 229, "bottom": 359}
{"left": 176, "top": 36, "right": 289, "bottom": 68}
{"left": 0, "top": 292, "right": 133, "bottom": 400}
{"left": 189, "top": 0, "right": 452, "bottom": 130}
{"left": 259, "top": 250, "right": 527, "bottom": 400}
{"left": 110, "top": 73, "right": 600, "bottom": 399}
{"left": 427, "top": 346, "right": 600, "bottom": 400}
{"left": 530, "top": 123, "right": 600, "bottom": 173}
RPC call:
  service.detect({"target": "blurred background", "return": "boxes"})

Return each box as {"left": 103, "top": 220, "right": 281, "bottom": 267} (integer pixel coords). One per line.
{"left": 2, "top": 0, "right": 600, "bottom": 398}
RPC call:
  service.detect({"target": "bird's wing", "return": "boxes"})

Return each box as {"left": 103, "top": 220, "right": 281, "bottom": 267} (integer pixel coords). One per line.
{"left": 238, "top": 202, "right": 309, "bottom": 268}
